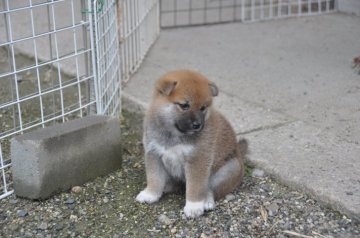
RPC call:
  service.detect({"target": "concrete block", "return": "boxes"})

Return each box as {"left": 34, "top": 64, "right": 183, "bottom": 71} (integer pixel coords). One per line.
{"left": 11, "top": 115, "right": 121, "bottom": 200}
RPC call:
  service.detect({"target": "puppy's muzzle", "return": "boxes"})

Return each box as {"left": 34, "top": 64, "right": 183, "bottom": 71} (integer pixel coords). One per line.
{"left": 175, "top": 112, "right": 204, "bottom": 134}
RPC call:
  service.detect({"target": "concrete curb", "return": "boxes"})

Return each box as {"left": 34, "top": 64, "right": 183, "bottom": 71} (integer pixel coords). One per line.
{"left": 244, "top": 121, "right": 360, "bottom": 222}
{"left": 122, "top": 92, "right": 147, "bottom": 114}
{"left": 11, "top": 115, "right": 122, "bottom": 200}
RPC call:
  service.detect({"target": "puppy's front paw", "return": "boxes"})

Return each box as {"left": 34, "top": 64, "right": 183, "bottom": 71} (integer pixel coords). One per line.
{"left": 136, "top": 190, "right": 161, "bottom": 204}
{"left": 183, "top": 201, "right": 205, "bottom": 218}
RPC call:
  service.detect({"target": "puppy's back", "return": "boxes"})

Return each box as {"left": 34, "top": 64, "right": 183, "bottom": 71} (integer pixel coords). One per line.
{"left": 206, "top": 110, "right": 245, "bottom": 171}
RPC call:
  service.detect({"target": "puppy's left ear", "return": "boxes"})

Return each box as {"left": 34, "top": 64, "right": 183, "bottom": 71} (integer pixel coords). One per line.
{"left": 209, "top": 82, "right": 218, "bottom": 97}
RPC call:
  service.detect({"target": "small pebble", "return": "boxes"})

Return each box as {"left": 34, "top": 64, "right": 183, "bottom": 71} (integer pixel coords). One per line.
{"left": 70, "top": 215, "right": 78, "bottom": 222}
{"left": 54, "top": 223, "right": 64, "bottom": 231}
{"left": 9, "top": 199, "right": 18, "bottom": 204}
{"left": 64, "top": 198, "right": 75, "bottom": 204}
{"left": 38, "top": 222, "right": 48, "bottom": 230}
{"left": 261, "top": 184, "right": 272, "bottom": 192}
{"left": 71, "top": 186, "right": 82, "bottom": 193}
{"left": 252, "top": 169, "right": 265, "bottom": 177}
{"left": 0, "top": 213, "right": 7, "bottom": 221}
{"left": 17, "top": 210, "right": 28, "bottom": 217}
{"left": 67, "top": 203, "right": 76, "bottom": 210}
{"left": 267, "top": 203, "right": 279, "bottom": 217}
{"left": 225, "top": 194, "right": 236, "bottom": 202}
{"left": 200, "top": 233, "right": 208, "bottom": 238}
{"left": 24, "top": 231, "right": 33, "bottom": 237}
{"left": 170, "top": 228, "right": 177, "bottom": 234}
{"left": 158, "top": 214, "right": 172, "bottom": 225}
{"left": 79, "top": 209, "right": 87, "bottom": 215}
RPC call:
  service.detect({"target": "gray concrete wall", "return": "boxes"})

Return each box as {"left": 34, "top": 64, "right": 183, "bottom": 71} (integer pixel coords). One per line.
{"left": 337, "top": 0, "right": 360, "bottom": 16}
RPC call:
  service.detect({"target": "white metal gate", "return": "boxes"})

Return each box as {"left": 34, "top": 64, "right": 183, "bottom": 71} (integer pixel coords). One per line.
{"left": 0, "top": 0, "right": 121, "bottom": 199}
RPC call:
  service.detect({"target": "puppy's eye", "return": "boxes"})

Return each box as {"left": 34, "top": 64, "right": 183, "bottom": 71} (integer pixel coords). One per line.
{"left": 200, "top": 105, "right": 207, "bottom": 111}
{"left": 177, "top": 103, "right": 190, "bottom": 111}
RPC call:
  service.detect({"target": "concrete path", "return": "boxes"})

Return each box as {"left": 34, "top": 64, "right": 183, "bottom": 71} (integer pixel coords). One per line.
{"left": 123, "top": 13, "right": 360, "bottom": 221}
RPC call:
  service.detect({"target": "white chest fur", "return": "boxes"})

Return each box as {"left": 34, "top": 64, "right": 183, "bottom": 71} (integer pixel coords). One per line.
{"left": 146, "top": 141, "right": 194, "bottom": 180}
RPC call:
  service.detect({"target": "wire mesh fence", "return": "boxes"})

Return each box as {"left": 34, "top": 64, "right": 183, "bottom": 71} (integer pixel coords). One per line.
{"left": 0, "top": 0, "right": 120, "bottom": 199}
{"left": 160, "top": 0, "right": 335, "bottom": 28}
{"left": 90, "top": 0, "right": 121, "bottom": 115}
{"left": 119, "top": 0, "right": 160, "bottom": 84}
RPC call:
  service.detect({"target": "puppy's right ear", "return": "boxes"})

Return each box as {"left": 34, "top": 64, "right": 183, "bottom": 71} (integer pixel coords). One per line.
{"left": 209, "top": 82, "right": 218, "bottom": 97}
{"left": 156, "top": 79, "right": 177, "bottom": 96}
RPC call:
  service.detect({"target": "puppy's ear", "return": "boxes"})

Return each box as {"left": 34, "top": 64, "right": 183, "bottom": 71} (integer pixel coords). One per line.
{"left": 209, "top": 82, "right": 218, "bottom": 97}
{"left": 156, "top": 79, "right": 177, "bottom": 96}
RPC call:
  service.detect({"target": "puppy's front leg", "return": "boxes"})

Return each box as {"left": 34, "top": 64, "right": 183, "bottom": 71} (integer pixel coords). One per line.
{"left": 183, "top": 159, "right": 214, "bottom": 218}
{"left": 136, "top": 151, "right": 168, "bottom": 204}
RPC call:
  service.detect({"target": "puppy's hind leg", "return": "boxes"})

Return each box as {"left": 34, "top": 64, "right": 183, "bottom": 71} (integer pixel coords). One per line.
{"left": 204, "top": 190, "right": 215, "bottom": 211}
{"left": 210, "top": 158, "right": 244, "bottom": 201}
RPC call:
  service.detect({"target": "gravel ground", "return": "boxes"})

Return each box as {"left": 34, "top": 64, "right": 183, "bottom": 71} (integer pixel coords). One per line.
{"left": 1, "top": 111, "right": 359, "bottom": 238}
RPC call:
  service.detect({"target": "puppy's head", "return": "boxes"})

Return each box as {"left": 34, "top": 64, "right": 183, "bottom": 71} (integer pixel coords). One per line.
{"left": 152, "top": 70, "right": 218, "bottom": 135}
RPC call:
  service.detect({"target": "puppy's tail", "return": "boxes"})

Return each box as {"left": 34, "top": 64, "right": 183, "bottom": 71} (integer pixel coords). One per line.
{"left": 238, "top": 138, "right": 249, "bottom": 157}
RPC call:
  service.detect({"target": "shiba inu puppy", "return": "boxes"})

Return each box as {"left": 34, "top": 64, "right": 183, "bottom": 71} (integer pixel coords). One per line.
{"left": 136, "top": 70, "right": 247, "bottom": 218}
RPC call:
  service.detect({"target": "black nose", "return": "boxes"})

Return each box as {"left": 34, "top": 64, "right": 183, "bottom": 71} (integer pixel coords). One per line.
{"left": 192, "top": 122, "right": 201, "bottom": 130}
